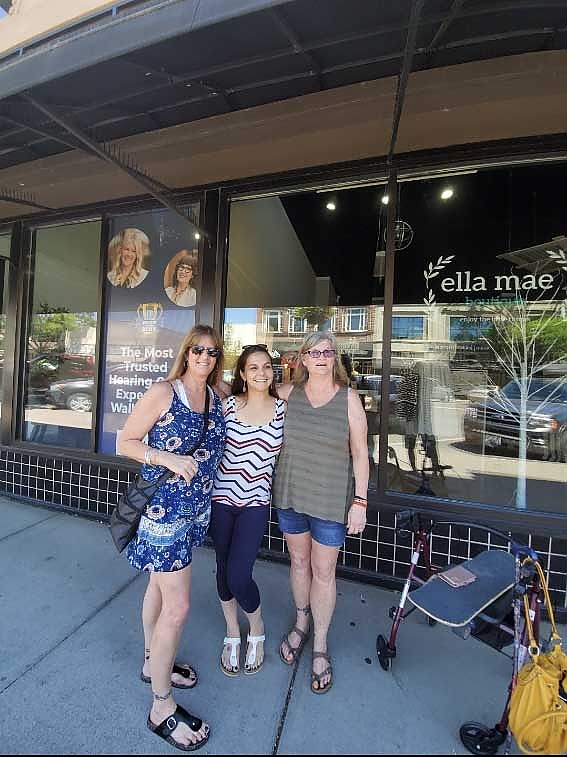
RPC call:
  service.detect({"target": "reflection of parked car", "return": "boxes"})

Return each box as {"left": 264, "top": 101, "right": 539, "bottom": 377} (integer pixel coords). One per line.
{"left": 464, "top": 378, "right": 567, "bottom": 461}
{"left": 357, "top": 374, "right": 402, "bottom": 434}
{"left": 27, "top": 353, "right": 94, "bottom": 405}
{"left": 48, "top": 377, "right": 94, "bottom": 412}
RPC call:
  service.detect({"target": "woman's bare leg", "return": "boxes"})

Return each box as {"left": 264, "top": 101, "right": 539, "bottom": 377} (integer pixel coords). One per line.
{"left": 280, "top": 531, "right": 312, "bottom": 662}
{"left": 310, "top": 541, "right": 340, "bottom": 690}
{"left": 148, "top": 566, "right": 208, "bottom": 748}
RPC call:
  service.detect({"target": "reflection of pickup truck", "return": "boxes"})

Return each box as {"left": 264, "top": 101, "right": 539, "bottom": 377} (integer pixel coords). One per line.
{"left": 463, "top": 378, "right": 567, "bottom": 462}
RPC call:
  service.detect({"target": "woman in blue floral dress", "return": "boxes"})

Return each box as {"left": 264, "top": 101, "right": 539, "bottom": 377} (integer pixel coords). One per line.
{"left": 118, "top": 324, "right": 226, "bottom": 752}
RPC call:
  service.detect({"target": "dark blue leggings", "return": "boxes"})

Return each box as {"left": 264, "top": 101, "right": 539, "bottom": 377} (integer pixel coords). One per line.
{"left": 208, "top": 502, "right": 269, "bottom": 614}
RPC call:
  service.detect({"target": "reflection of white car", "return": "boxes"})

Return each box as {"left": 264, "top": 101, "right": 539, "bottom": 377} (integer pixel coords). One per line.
{"left": 467, "top": 385, "right": 496, "bottom": 402}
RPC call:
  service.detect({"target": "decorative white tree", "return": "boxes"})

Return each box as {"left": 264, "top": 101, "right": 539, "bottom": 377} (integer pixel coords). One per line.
{"left": 480, "top": 269, "right": 567, "bottom": 509}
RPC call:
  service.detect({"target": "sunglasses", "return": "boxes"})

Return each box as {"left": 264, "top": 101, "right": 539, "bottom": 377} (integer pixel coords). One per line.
{"left": 242, "top": 343, "right": 268, "bottom": 351}
{"left": 190, "top": 345, "right": 221, "bottom": 357}
{"left": 306, "top": 349, "right": 336, "bottom": 358}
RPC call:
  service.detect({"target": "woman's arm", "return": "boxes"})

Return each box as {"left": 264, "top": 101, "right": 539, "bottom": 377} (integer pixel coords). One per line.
{"left": 118, "top": 382, "right": 198, "bottom": 485}
{"left": 214, "top": 379, "right": 232, "bottom": 399}
{"left": 346, "top": 387, "right": 369, "bottom": 535}
{"left": 276, "top": 382, "right": 294, "bottom": 401}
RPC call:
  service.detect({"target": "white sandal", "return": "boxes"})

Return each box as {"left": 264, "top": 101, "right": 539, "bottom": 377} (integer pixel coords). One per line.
{"left": 244, "top": 633, "right": 265, "bottom": 675}
{"left": 220, "top": 636, "right": 241, "bottom": 677}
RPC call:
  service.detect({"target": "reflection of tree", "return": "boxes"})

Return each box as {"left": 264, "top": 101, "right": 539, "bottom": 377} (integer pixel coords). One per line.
{"left": 291, "top": 306, "right": 334, "bottom": 329}
{"left": 481, "top": 288, "right": 567, "bottom": 509}
{"left": 29, "top": 303, "right": 96, "bottom": 356}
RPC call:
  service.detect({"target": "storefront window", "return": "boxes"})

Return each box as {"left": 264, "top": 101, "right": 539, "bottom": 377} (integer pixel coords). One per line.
{"left": 224, "top": 186, "right": 386, "bottom": 474}
{"left": 0, "top": 232, "right": 11, "bottom": 427}
{"left": 386, "top": 164, "right": 567, "bottom": 514}
{"left": 22, "top": 221, "right": 100, "bottom": 449}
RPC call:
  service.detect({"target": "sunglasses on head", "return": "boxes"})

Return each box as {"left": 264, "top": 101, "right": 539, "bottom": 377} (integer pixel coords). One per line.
{"left": 242, "top": 343, "right": 268, "bottom": 351}
{"left": 190, "top": 345, "right": 221, "bottom": 357}
{"left": 306, "top": 349, "right": 336, "bottom": 358}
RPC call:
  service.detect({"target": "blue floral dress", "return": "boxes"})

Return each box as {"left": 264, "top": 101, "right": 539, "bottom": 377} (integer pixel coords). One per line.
{"left": 127, "top": 385, "right": 226, "bottom": 572}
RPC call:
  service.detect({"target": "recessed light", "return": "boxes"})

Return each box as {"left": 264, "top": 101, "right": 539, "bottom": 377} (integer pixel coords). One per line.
{"left": 440, "top": 188, "right": 454, "bottom": 200}
{"left": 326, "top": 201, "right": 336, "bottom": 211}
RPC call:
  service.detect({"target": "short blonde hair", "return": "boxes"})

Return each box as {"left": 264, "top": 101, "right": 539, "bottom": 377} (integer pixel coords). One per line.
{"left": 292, "top": 331, "right": 348, "bottom": 388}
{"left": 167, "top": 324, "right": 224, "bottom": 387}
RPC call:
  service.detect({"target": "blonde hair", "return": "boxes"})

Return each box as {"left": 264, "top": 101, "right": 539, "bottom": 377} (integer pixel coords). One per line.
{"left": 108, "top": 228, "right": 150, "bottom": 287}
{"left": 292, "top": 331, "right": 348, "bottom": 388}
{"left": 167, "top": 324, "right": 224, "bottom": 387}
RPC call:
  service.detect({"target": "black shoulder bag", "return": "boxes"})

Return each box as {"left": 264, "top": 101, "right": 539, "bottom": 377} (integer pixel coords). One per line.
{"left": 110, "top": 387, "right": 211, "bottom": 553}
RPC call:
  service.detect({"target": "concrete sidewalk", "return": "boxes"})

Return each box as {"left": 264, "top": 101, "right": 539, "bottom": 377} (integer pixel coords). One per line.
{"left": 0, "top": 495, "right": 526, "bottom": 755}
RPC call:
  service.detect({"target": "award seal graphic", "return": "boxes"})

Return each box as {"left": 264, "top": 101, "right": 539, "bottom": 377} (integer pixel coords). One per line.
{"left": 137, "top": 302, "right": 164, "bottom": 333}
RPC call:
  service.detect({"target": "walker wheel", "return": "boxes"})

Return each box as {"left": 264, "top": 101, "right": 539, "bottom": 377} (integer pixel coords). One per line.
{"left": 459, "top": 721, "right": 506, "bottom": 755}
{"left": 376, "top": 634, "right": 394, "bottom": 672}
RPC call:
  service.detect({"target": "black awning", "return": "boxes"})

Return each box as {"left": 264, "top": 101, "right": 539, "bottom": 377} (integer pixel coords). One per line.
{"left": 0, "top": 0, "right": 565, "bottom": 173}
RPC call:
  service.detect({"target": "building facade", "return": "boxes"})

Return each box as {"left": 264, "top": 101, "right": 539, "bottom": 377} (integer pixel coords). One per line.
{"left": 0, "top": 1, "right": 565, "bottom": 609}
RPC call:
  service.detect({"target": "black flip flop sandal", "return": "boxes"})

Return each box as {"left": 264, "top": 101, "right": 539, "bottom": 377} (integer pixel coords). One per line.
{"left": 279, "top": 625, "right": 310, "bottom": 665}
{"left": 147, "top": 704, "right": 210, "bottom": 752}
{"left": 311, "top": 651, "right": 333, "bottom": 694}
{"left": 141, "top": 662, "right": 198, "bottom": 689}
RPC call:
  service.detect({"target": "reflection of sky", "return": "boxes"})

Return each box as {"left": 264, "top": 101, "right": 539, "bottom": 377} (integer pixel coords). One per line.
{"left": 225, "top": 307, "right": 257, "bottom": 325}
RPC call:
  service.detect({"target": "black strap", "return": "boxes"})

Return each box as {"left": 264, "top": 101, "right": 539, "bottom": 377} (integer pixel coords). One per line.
{"left": 147, "top": 385, "right": 212, "bottom": 485}
{"left": 186, "top": 385, "right": 210, "bottom": 456}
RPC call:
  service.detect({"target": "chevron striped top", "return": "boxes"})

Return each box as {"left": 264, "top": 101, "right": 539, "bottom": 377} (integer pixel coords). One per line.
{"left": 211, "top": 394, "right": 286, "bottom": 508}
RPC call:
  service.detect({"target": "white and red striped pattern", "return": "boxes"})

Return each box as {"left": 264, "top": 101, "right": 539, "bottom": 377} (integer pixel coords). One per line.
{"left": 211, "top": 395, "right": 285, "bottom": 508}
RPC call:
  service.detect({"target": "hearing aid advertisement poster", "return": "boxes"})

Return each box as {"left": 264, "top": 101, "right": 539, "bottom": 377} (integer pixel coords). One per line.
{"left": 98, "top": 205, "right": 201, "bottom": 455}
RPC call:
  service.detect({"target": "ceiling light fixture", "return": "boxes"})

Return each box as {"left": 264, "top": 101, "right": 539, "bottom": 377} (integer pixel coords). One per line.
{"left": 440, "top": 188, "right": 454, "bottom": 200}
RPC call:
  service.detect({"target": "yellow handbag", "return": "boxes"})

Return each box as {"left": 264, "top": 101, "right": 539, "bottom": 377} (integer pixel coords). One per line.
{"left": 508, "top": 560, "right": 567, "bottom": 755}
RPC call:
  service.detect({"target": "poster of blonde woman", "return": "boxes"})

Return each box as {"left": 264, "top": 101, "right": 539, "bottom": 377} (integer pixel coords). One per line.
{"left": 163, "top": 249, "right": 198, "bottom": 307}
{"left": 107, "top": 227, "right": 150, "bottom": 288}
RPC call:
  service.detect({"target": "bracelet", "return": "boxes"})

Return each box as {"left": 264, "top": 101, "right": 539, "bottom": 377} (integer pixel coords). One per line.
{"left": 144, "top": 447, "right": 153, "bottom": 466}
{"left": 353, "top": 496, "right": 367, "bottom": 508}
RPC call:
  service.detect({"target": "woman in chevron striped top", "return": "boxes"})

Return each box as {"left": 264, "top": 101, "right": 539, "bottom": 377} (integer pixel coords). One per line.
{"left": 210, "top": 344, "right": 285, "bottom": 677}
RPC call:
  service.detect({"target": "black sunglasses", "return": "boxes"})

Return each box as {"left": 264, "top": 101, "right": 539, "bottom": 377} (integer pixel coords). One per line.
{"left": 190, "top": 345, "right": 221, "bottom": 357}
{"left": 242, "top": 343, "right": 268, "bottom": 351}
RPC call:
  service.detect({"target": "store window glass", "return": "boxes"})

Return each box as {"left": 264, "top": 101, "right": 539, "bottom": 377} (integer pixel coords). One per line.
{"left": 386, "top": 164, "right": 567, "bottom": 514}
{"left": 224, "top": 187, "right": 386, "bottom": 483}
{"left": 0, "top": 232, "right": 11, "bottom": 426}
{"left": 22, "top": 221, "right": 101, "bottom": 449}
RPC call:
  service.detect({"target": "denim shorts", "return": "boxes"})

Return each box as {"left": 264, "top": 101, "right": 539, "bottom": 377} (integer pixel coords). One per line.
{"left": 276, "top": 507, "right": 347, "bottom": 548}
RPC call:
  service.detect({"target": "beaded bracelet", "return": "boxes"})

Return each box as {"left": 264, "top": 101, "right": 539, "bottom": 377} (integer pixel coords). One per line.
{"left": 353, "top": 496, "right": 367, "bottom": 508}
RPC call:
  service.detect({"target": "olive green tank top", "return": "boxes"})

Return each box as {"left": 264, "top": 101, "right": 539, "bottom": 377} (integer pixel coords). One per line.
{"left": 273, "top": 385, "right": 352, "bottom": 523}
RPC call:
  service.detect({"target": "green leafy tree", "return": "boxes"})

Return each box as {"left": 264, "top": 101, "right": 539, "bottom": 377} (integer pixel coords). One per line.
{"left": 291, "top": 306, "right": 334, "bottom": 329}
{"left": 28, "top": 303, "right": 96, "bottom": 356}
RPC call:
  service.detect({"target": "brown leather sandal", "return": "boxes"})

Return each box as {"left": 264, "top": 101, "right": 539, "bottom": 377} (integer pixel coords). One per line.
{"left": 311, "top": 651, "right": 333, "bottom": 694}
{"left": 279, "top": 625, "right": 310, "bottom": 665}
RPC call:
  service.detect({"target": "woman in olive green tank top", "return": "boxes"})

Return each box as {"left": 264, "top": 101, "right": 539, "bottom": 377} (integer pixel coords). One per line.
{"left": 273, "top": 331, "right": 369, "bottom": 694}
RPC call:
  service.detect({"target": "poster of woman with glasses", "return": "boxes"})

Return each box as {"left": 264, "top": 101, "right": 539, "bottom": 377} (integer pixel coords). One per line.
{"left": 164, "top": 249, "right": 198, "bottom": 307}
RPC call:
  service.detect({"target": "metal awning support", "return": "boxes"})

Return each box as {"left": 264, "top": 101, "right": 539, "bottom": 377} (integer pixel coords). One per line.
{"left": 0, "top": 186, "right": 52, "bottom": 210}
{"left": 387, "top": 0, "right": 425, "bottom": 165}
{"left": 21, "top": 91, "right": 204, "bottom": 232}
